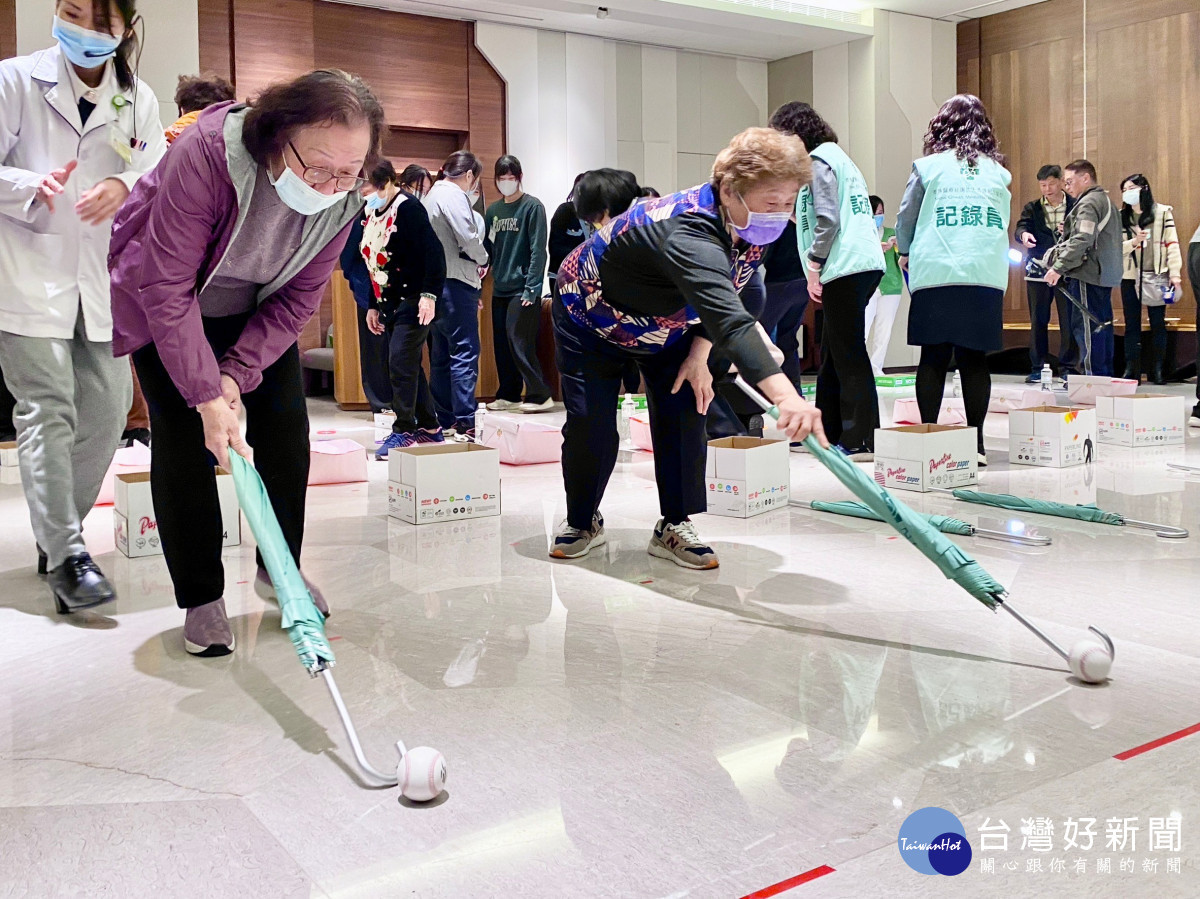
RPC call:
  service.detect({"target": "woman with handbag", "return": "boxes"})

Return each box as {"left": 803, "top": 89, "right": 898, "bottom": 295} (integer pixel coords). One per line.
{"left": 1119, "top": 174, "right": 1183, "bottom": 384}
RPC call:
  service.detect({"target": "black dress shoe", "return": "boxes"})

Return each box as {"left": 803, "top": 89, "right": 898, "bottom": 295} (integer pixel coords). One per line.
{"left": 121, "top": 427, "right": 151, "bottom": 448}
{"left": 37, "top": 545, "right": 47, "bottom": 577}
{"left": 47, "top": 553, "right": 116, "bottom": 614}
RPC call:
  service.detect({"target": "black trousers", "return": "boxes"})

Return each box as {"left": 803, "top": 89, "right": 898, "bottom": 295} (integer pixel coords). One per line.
{"left": 1119, "top": 279, "right": 1168, "bottom": 375}
{"left": 492, "top": 294, "right": 551, "bottom": 404}
{"left": 386, "top": 317, "right": 438, "bottom": 432}
{"left": 815, "top": 270, "right": 882, "bottom": 450}
{"left": 553, "top": 301, "right": 705, "bottom": 530}
{"left": 133, "top": 312, "right": 310, "bottom": 610}
{"left": 760, "top": 278, "right": 809, "bottom": 387}
{"left": 916, "top": 344, "right": 989, "bottom": 453}
{"left": 1027, "top": 278, "right": 1076, "bottom": 374}
{"left": 356, "top": 304, "right": 392, "bottom": 413}
{"left": 0, "top": 360, "right": 15, "bottom": 441}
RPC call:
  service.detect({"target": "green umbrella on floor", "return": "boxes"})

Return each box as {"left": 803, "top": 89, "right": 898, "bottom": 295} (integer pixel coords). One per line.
{"left": 228, "top": 448, "right": 403, "bottom": 788}
{"left": 732, "top": 376, "right": 1114, "bottom": 670}
{"left": 950, "top": 489, "right": 1188, "bottom": 539}
{"left": 228, "top": 450, "right": 335, "bottom": 672}
{"left": 796, "top": 499, "right": 1050, "bottom": 546}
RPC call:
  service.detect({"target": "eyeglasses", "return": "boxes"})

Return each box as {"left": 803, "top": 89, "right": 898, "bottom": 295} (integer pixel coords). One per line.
{"left": 288, "top": 142, "right": 366, "bottom": 192}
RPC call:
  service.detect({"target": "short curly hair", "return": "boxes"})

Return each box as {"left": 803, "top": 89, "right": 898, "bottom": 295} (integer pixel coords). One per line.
{"left": 174, "top": 73, "right": 235, "bottom": 115}
{"left": 769, "top": 101, "right": 838, "bottom": 151}
{"left": 711, "top": 127, "right": 811, "bottom": 197}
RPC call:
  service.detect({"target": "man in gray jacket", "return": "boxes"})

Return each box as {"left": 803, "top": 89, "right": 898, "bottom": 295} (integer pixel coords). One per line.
{"left": 1046, "top": 159, "right": 1122, "bottom": 376}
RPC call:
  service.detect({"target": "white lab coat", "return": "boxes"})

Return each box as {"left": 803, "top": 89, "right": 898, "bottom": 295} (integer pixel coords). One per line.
{"left": 0, "top": 45, "right": 166, "bottom": 341}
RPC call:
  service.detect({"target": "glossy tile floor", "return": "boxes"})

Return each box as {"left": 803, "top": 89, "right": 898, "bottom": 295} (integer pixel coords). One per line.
{"left": 2, "top": 377, "right": 1199, "bottom": 898}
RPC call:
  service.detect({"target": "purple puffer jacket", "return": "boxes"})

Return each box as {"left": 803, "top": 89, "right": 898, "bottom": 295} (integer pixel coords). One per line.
{"left": 109, "top": 102, "right": 356, "bottom": 407}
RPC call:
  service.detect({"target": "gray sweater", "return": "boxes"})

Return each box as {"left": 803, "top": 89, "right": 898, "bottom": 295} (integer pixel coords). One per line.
{"left": 423, "top": 180, "right": 489, "bottom": 288}
{"left": 806, "top": 159, "right": 841, "bottom": 265}
{"left": 1051, "top": 186, "right": 1123, "bottom": 288}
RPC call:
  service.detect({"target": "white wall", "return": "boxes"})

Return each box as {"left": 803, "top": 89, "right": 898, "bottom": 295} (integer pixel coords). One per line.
{"left": 798, "top": 10, "right": 957, "bottom": 369}
{"left": 476, "top": 23, "right": 769, "bottom": 209}
{"left": 16, "top": 0, "right": 199, "bottom": 129}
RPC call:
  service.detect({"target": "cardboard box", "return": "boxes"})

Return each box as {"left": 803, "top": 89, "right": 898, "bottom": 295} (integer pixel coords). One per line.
{"left": 0, "top": 440, "right": 17, "bottom": 468}
{"left": 478, "top": 415, "right": 563, "bottom": 465}
{"left": 1095, "top": 394, "right": 1187, "bottom": 447}
{"left": 876, "top": 374, "right": 917, "bottom": 388}
{"left": 704, "top": 437, "right": 790, "bottom": 518}
{"left": 873, "top": 424, "right": 978, "bottom": 492}
{"left": 630, "top": 412, "right": 653, "bottom": 452}
{"left": 94, "top": 440, "right": 152, "bottom": 506}
{"left": 114, "top": 470, "right": 240, "bottom": 558}
{"left": 309, "top": 438, "right": 368, "bottom": 485}
{"left": 1008, "top": 406, "right": 1097, "bottom": 468}
{"left": 1065, "top": 375, "right": 1138, "bottom": 406}
{"left": 387, "top": 443, "right": 501, "bottom": 525}
{"left": 989, "top": 385, "right": 1070, "bottom": 413}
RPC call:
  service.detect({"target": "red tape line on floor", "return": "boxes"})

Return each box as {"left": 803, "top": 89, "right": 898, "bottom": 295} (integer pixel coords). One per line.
{"left": 738, "top": 865, "right": 836, "bottom": 899}
{"left": 1114, "top": 722, "right": 1200, "bottom": 761}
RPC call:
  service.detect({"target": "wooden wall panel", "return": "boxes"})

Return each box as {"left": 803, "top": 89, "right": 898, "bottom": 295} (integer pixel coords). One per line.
{"left": 1, "top": 0, "right": 16, "bottom": 61}
{"left": 963, "top": 0, "right": 1197, "bottom": 338}
{"left": 468, "top": 36, "right": 507, "bottom": 205}
{"left": 956, "top": 20, "right": 980, "bottom": 97}
{"left": 383, "top": 128, "right": 463, "bottom": 176}
{"left": 231, "top": 0, "right": 315, "bottom": 100}
{"left": 313, "top": 3, "right": 470, "bottom": 132}
{"left": 197, "top": 0, "right": 234, "bottom": 84}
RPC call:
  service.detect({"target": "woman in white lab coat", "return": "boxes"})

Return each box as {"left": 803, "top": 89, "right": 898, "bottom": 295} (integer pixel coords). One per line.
{"left": 0, "top": 0, "right": 165, "bottom": 613}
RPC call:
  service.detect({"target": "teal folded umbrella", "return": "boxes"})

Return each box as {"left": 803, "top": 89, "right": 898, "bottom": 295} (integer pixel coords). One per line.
{"left": 228, "top": 448, "right": 403, "bottom": 788}
{"left": 732, "top": 376, "right": 1114, "bottom": 669}
{"left": 951, "top": 489, "right": 1188, "bottom": 538}
{"left": 228, "top": 450, "right": 334, "bottom": 672}
{"left": 799, "top": 499, "right": 1050, "bottom": 546}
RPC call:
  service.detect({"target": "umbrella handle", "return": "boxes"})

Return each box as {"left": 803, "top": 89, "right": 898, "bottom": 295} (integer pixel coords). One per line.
{"left": 997, "top": 599, "right": 1069, "bottom": 662}
{"left": 1120, "top": 517, "right": 1189, "bottom": 539}
{"left": 1167, "top": 463, "right": 1200, "bottom": 476}
{"left": 969, "top": 526, "right": 1053, "bottom": 547}
{"left": 321, "top": 669, "right": 400, "bottom": 788}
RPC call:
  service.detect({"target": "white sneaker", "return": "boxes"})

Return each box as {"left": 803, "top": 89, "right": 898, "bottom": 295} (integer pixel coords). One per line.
{"left": 518, "top": 398, "right": 555, "bottom": 413}
{"left": 978, "top": 453, "right": 989, "bottom": 468}
{"left": 487, "top": 399, "right": 520, "bottom": 411}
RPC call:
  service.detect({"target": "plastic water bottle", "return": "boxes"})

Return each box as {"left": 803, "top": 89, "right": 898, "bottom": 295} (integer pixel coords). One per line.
{"left": 1040, "top": 363, "right": 1053, "bottom": 391}
{"left": 952, "top": 370, "right": 962, "bottom": 398}
{"left": 475, "top": 401, "right": 488, "bottom": 443}
{"left": 618, "top": 393, "right": 635, "bottom": 446}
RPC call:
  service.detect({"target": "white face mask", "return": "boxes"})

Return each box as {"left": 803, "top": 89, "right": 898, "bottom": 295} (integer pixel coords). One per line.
{"left": 497, "top": 179, "right": 519, "bottom": 197}
{"left": 1122, "top": 188, "right": 1141, "bottom": 206}
{"left": 269, "top": 165, "right": 348, "bottom": 215}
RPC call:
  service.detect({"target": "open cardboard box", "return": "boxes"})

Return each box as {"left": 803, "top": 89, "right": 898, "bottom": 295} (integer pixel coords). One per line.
{"left": 1009, "top": 405, "right": 1097, "bottom": 468}
{"left": 387, "top": 442, "right": 501, "bottom": 525}
{"left": 874, "top": 424, "right": 978, "bottom": 492}
{"left": 704, "top": 436, "right": 790, "bottom": 518}
{"left": 114, "top": 469, "right": 240, "bottom": 558}
{"left": 1095, "top": 394, "right": 1186, "bottom": 447}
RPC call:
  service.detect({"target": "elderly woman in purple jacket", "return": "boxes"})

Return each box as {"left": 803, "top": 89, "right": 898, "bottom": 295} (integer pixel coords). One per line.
{"left": 108, "top": 70, "right": 385, "bottom": 657}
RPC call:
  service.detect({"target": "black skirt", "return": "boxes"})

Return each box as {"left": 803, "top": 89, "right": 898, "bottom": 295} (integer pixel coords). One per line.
{"left": 907, "top": 285, "right": 1004, "bottom": 352}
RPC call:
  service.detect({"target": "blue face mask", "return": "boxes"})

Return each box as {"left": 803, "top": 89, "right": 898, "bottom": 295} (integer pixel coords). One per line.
{"left": 52, "top": 15, "right": 123, "bottom": 70}
{"left": 365, "top": 192, "right": 388, "bottom": 212}
{"left": 874, "top": 214, "right": 885, "bottom": 230}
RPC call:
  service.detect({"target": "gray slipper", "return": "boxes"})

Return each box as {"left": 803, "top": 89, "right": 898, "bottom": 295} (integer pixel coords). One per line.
{"left": 184, "top": 598, "right": 235, "bottom": 657}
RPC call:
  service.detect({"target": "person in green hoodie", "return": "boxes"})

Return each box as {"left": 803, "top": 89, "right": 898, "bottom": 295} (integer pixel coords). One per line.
{"left": 484, "top": 155, "right": 552, "bottom": 413}
{"left": 864, "top": 194, "right": 903, "bottom": 378}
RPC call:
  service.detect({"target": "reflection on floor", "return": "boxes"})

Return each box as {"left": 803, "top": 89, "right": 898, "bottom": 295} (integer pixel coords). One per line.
{"left": 2, "top": 378, "right": 1199, "bottom": 897}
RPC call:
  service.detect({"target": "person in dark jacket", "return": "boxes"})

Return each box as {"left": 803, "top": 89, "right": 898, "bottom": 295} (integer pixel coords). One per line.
{"left": 340, "top": 205, "right": 390, "bottom": 412}
{"left": 1190, "top": 225, "right": 1200, "bottom": 427}
{"left": 360, "top": 160, "right": 447, "bottom": 458}
{"left": 550, "top": 130, "right": 826, "bottom": 570}
{"left": 1045, "top": 159, "right": 1122, "bottom": 377}
{"left": 1015, "top": 164, "right": 1077, "bottom": 381}
{"left": 548, "top": 173, "right": 588, "bottom": 291}
{"left": 484, "top": 155, "right": 552, "bottom": 413}
{"left": 759, "top": 218, "right": 808, "bottom": 388}
{"left": 109, "top": 71, "right": 386, "bottom": 656}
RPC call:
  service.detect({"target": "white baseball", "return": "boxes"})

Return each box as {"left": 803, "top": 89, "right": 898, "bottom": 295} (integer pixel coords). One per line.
{"left": 398, "top": 746, "right": 447, "bottom": 802}
{"left": 1068, "top": 640, "right": 1113, "bottom": 684}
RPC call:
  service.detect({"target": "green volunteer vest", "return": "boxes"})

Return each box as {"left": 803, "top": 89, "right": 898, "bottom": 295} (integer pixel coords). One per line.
{"left": 795, "top": 143, "right": 885, "bottom": 283}
{"left": 907, "top": 151, "right": 1013, "bottom": 292}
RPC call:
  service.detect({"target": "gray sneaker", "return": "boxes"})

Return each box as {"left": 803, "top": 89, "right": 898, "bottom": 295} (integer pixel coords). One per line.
{"left": 550, "top": 514, "right": 606, "bottom": 559}
{"left": 648, "top": 519, "right": 719, "bottom": 570}
{"left": 184, "top": 598, "right": 235, "bottom": 657}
